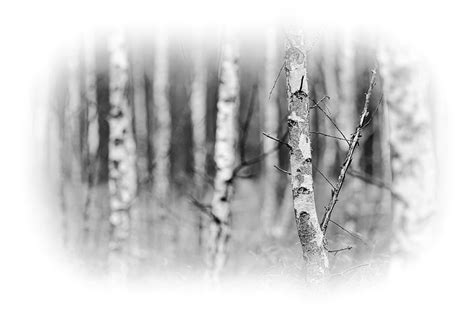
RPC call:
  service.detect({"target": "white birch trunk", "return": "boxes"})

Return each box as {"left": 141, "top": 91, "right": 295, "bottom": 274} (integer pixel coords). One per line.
{"left": 285, "top": 29, "right": 328, "bottom": 282}
{"left": 260, "top": 28, "right": 280, "bottom": 236}
{"left": 153, "top": 30, "right": 171, "bottom": 204}
{"left": 206, "top": 30, "right": 239, "bottom": 279}
{"left": 378, "top": 42, "right": 437, "bottom": 259}
{"left": 107, "top": 30, "right": 137, "bottom": 274}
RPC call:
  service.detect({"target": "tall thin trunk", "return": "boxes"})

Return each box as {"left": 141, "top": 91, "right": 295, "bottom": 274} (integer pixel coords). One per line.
{"left": 132, "top": 39, "right": 149, "bottom": 191}
{"left": 66, "top": 43, "right": 82, "bottom": 185}
{"left": 337, "top": 32, "right": 361, "bottom": 231}
{"left": 153, "top": 30, "right": 171, "bottom": 204}
{"left": 83, "top": 34, "right": 99, "bottom": 249}
{"left": 285, "top": 29, "right": 328, "bottom": 282}
{"left": 190, "top": 35, "right": 208, "bottom": 249}
{"left": 320, "top": 34, "right": 338, "bottom": 176}
{"left": 206, "top": 30, "right": 239, "bottom": 278}
{"left": 378, "top": 42, "right": 436, "bottom": 258}
{"left": 260, "top": 28, "right": 280, "bottom": 236}
{"left": 107, "top": 30, "right": 137, "bottom": 274}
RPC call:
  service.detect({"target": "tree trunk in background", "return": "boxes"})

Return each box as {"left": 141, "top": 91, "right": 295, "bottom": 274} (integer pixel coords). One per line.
{"left": 83, "top": 34, "right": 99, "bottom": 250}
{"left": 378, "top": 42, "right": 436, "bottom": 259}
{"left": 285, "top": 29, "right": 328, "bottom": 283}
{"left": 260, "top": 28, "right": 280, "bottom": 236}
{"left": 66, "top": 44, "right": 83, "bottom": 185}
{"left": 190, "top": 36, "right": 208, "bottom": 250}
{"left": 107, "top": 30, "right": 138, "bottom": 274}
{"left": 132, "top": 39, "right": 149, "bottom": 191}
{"left": 153, "top": 30, "right": 171, "bottom": 204}
{"left": 337, "top": 32, "right": 361, "bottom": 232}
{"left": 320, "top": 34, "right": 338, "bottom": 177}
{"left": 207, "top": 30, "right": 239, "bottom": 279}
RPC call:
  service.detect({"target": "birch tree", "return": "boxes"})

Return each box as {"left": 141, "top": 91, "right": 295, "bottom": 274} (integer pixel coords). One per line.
{"left": 206, "top": 30, "right": 239, "bottom": 278}
{"left": 378, "top": 42, "right": 436, "bottom": 258}
{"left": 153, "top": 29, "right": 171, "bottom": 204}
{"left": 260, "top": 28, "right": 280, "bottom": 236}
{"left": 285, "top": 29, "right": 328, "bottom": 282}
{"left": 107, "top": 30, "right": 138, "bottom": 273}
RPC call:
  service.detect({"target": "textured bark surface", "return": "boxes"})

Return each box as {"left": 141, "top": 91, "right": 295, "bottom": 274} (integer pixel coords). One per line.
{"left": 260, "top": 28, "right": 280, "bottom": 235}
{"left": 107, "top": 30, "right": 138, "bottom": 273}
{"left": 378, "top": 43, "right": 436, "bottom": 256}
{"left": 207, "top": 31, "right": 239, "bottom": 278}
{"left": 152, "top": 30, "right": 171, "bottom": 204}
{"left": 285, "top": 30, "right": 328, "bottom": 282}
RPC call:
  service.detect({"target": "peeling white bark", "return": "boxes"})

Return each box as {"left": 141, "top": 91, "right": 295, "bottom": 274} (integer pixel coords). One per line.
{"left": 107, "top": 30, "right": 137, "bottom": 274}
{"left": 153, "top": 29, "right": 171, "bottom": 203}
{"left": 378, "top": 42, "right": 437, "bottom": 257}
{"left": 260, "top": 28, "right": 280, "bottom": 236}
{"left": 207, "top": 30, "right": 239, "bottom": 279}
{"left": 285, "top": 29, "right": 328, "bottom": 282}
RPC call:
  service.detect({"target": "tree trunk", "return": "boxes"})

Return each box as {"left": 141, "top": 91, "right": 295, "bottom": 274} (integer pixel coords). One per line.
{"left": 260, "top": 27, "right": 280, "bottom": 236}
{"left": 83, "top": 33, "right": 99, "bottom": 250}
{"left": 285, "top": 29, "right": 328, "bottom": 282}
{"left": 378, "top": 42, "right": 437, "bottom": 258}
{"left": 132, "top": 38, "right": 149, "bottom": 191}
{"left": 337, "top": 32, "right": 362, "bottom": 231}
{"left": 107, "top": 30, "right": 137, "bottom": 274}
{"left": 206, "top": 30, "right": 239, "bottom": 279}
{"left": 190, "top": 35, "right": 208, "bottom": 250}
{"left": 153, "top": 29, "right": 171, "bottom": 204}
{"left": 320, "top": 34, "right": 339, "bottom": 176}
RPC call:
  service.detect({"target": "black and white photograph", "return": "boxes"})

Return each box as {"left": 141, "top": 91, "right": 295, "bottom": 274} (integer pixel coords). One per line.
{"left": 1, "top": 1, "right": 472, "bottom": 315}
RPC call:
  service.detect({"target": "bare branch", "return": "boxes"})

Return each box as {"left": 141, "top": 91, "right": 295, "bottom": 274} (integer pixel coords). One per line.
{"left": 310, "top": 131, "right": 349, "bottom": 142}
{"left": 309, "top": 97, "right": 350, "bottom": 146}
{"left": 329, "top": 220, "right": 369, "bottom": 246}
{"left": 262, "top": 132, "right": 291, "bottom": 149}
{"left": 315, "top": 167, "right": 336, "bottom": 190}
{"left": 347, "top": 168, "right": 408, "bottom": 206}
{"left": 188, "top": 195, "right": 225, "bottom": 225}
{"left": 325, "top": 245, "right": 353, "bottom": 256}
{"left": 274, "top": 165, "right": 291, "bottom": 175}
{"left": 320, "top": 69, "right": 378, "bottom": 235}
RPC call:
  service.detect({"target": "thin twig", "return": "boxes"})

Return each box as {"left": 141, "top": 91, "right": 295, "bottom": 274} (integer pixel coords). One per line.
{"left": 320, "top": 69, "right": 377, "bottom": 235}
{"left": 325, "top": 245, "right": 353, "bottom": 256}
{"left": 346, "top": 168, "right": 407, "bottom": 206}
{"left": 315, "top": 167, "right": 336, "bottom": 190}
{"left": 310, "top": 131, "right": 348, "bottom": 142}
{"left": 268, "top": 61, "right": 285, "bottom": 101}
{"left": 274, "top": 165, "right": 291, "bottom": 175}
{"left": 309, "top": 97, "right": 350, "bottom": 146}
{"left": 262, "top": 132, "right": 291, "bottom": 149}
{"left": 329, "top": 219, "right": 369, "bottom": 246}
